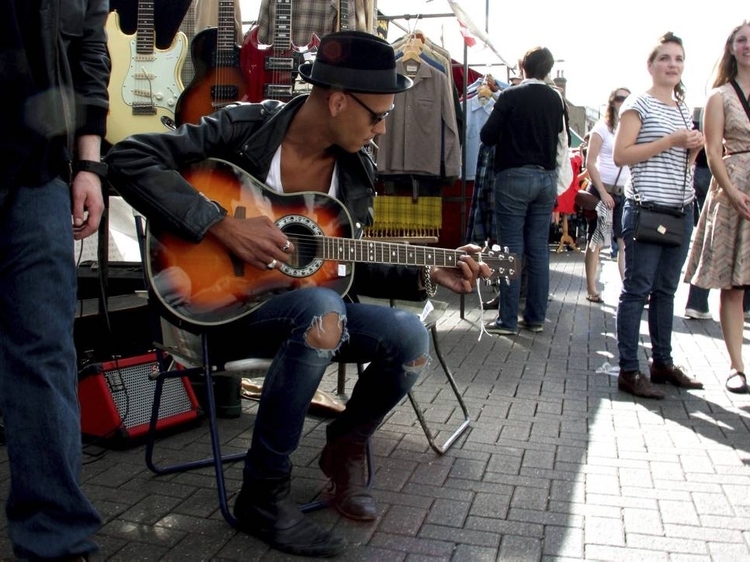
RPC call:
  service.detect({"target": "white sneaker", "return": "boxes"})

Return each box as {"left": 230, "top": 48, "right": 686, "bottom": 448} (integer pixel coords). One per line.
{"left": 685, "top": 308, "right": 712, "bottom": 320}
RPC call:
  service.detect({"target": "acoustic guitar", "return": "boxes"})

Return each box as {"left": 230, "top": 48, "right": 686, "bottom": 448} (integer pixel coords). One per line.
{"left": 174, "top": 0, "right": 247, "bottom": 125}
{"left": 145, "top": 158, "right": 518, "bottom": 327}
{"left": 105, "top": 0, "right": 188, "bottom": 144}
{"left": 240, "top": 0, "right": 319, "bottom": 102}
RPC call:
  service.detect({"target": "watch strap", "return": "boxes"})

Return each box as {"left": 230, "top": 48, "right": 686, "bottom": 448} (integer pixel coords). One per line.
{"left": 73, "top": 159, "right": 108, "bottom": 179}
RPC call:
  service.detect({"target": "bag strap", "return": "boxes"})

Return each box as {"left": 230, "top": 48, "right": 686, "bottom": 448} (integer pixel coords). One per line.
{"left": 613, "top": 167, "right": 623, "bottom": 186}
{"left": 730, "top": 80, "right": 750, "bottom": 123}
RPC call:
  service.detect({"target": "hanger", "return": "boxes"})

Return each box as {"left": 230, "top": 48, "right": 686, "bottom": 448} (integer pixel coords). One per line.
{"left": 401, "top": 36, "right": 423, "bottom": 63}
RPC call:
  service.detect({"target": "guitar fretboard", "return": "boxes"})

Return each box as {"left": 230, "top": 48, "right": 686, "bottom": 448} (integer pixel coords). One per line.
{"left": 273, "top": 0, "right": 292, "bottom": 51}
{"left": 216, "top": 0, "right": 238, "bottom": 66}
{"left": 136, "top": 0, "right": 155, "bottom": 55}
{"left": 320, "top": 237, "right": 461, "bottom": 268}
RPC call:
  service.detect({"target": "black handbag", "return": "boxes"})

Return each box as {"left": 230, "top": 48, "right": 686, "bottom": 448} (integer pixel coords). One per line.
{"left": 633, "top": 203, "right": 686, "bottom": 247}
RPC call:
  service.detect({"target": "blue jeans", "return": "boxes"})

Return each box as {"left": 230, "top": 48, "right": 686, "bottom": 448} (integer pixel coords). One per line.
{"left": 0, "top": 179, "right": 101, "bottom": 559}
{"left": 686, "top": 166, "right": 712, "bottom": 312}
{"left": 492, "top": 166, "right": 557, "bottom": 329}
{"left": 211, "top": 287, "right": 428, "bottom": 477}
{"left": 617, "top": 199, "right": 693, "bottom": 372}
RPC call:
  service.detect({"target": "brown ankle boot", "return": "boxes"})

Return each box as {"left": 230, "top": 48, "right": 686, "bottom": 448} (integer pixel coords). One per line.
{"left": 233, "top": 473, "right": 346, "bottom": 557}
{"left": 319, "top": 432, "right": 377, "bottom": 521}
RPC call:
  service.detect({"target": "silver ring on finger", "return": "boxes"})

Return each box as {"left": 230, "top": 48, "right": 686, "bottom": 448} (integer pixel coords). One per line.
{"left": 281, "top": 240, "right": 291, "bottom": 252}
{"left": 267, "top": 259, "right": 278, "bottom": 270}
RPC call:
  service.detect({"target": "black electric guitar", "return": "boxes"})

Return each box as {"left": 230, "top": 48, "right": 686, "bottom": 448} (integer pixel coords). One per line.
{"left": 145, "top": 158, "right": 518, "bottom": 327}
{"left": 174, "top": 0, "right": 247, "bottom": 125}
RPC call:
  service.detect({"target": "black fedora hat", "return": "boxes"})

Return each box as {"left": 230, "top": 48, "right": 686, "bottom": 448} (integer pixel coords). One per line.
{"left": 298, "top": 31, "right": 412, "bottom": 94}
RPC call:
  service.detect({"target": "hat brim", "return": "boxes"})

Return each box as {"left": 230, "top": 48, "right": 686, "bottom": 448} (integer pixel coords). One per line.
{"left": 297, "top": 62, "right": 413, "bottom": 94}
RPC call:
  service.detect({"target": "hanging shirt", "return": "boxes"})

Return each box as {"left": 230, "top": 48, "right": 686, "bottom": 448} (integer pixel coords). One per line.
{"left": 376, "top": 59, "right": 461, "bottom": 178}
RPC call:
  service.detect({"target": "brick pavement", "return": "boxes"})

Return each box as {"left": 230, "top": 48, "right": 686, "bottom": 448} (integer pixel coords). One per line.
{"left": 2, "top": 248, "right": 750, "bottom": 561}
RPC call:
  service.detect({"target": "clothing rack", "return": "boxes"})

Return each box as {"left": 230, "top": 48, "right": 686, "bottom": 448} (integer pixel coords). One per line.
{"left": 379, "top": 11, "right": 504, "bottom": 246}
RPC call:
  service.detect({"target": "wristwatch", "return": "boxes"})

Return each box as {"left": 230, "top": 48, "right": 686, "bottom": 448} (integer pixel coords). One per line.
{"left": 73, "top": 159, "right": 108, "bottom": 179}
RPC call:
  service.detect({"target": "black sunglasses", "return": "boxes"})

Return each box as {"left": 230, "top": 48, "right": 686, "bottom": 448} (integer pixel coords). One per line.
{"left": 346, "top": 92, "right": 394, "bottom": 124}
{"left": 614, "top": 95, "right": 628, "bottom": 102}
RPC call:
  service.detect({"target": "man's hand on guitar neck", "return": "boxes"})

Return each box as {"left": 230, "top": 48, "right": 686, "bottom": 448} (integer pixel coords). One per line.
{"left": 430, "top": 244, "right": 492, "bottom": 294}
{"left": 209, "top": 215, "right": 294, "bottom": 271}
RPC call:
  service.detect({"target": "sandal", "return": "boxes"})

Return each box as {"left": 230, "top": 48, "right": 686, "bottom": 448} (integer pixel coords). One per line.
{"left": 586, "top": 294, "right": 603, "bottom": 303}
{"left": 725, "top": 371, "right": 749, "bottom": 394}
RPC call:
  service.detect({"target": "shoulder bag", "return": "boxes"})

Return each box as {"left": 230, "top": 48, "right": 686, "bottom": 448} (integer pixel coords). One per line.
{"left": 575, "top": 167, "right": 623, "bottom": 211}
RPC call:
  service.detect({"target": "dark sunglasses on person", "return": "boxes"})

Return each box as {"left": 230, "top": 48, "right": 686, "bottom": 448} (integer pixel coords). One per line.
{"left": 346, "top": 92, "right": 394, "bottom": 124}
{"left": 614, "top": 95, "right": 628, "bottom": 102}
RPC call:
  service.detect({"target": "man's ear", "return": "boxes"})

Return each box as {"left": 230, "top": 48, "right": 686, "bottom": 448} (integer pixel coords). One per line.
{"left": 327, "top": 90, "right": 347, "bottom": 118}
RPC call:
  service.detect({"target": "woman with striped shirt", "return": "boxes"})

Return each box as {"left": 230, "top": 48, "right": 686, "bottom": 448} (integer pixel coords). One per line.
{"left": 612, "top": 32, "right": 705, "bottom": 399}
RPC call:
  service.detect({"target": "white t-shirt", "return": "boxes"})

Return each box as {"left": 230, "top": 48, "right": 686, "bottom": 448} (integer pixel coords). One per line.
{"left": 620, "top": 93, "right": 694, "bottom": 207}
{"left": 265, "top": 147, "right": 339, "bottom": 197}
{"left": 590, "top": 119, "right": 630, "bottom": 187}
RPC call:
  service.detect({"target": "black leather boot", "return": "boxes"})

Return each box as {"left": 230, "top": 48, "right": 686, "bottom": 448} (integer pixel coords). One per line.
{"left": 319, "top": 427, "right": 377, "bottom": 521}
{"left": 233, "top": 473, "right": 346, "bottom": 557}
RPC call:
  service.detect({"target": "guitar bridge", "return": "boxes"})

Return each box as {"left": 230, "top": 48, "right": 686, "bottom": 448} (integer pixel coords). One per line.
{"left": 132, "top": 104, "right": 157, "bottom": 115}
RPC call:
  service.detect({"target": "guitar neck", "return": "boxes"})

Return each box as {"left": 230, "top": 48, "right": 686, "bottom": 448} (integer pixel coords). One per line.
{"left": 338, "top": 0, "right": 348, "bottom": 31}
{"left": 318, "top": 236, "right": 464, "bottom": 268}
{"left": 216, "top": 0, "right": 238, "bottom": 65}
{"left": 136, "top": 0, "right": 155, "bottom": 54}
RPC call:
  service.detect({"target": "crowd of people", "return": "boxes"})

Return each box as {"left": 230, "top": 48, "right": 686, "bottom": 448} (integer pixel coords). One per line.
{"left": 1, "top": 0, "right": 749, "bottom": 557}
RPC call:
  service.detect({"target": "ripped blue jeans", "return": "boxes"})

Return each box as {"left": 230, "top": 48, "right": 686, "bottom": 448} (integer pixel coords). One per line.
{"left": 210, "top": 287, "right": 428, "bottom": 477}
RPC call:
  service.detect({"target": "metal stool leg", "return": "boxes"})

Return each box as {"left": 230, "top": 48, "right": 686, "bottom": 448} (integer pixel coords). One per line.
{"left": 408, "top": 324, "right": 470, "bottom": 454}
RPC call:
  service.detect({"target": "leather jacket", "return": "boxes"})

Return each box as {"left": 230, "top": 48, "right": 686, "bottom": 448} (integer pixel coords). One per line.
{"left": 0, "top": 0, "right": 110, "bottom": 182}
{"left": 106, "top": 95, "right": 426, "bottom": 300}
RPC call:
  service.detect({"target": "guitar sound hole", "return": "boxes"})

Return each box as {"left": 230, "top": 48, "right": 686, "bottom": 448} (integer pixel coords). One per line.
{"left": 282, "top": 224, "right": 319, "bottom": 272}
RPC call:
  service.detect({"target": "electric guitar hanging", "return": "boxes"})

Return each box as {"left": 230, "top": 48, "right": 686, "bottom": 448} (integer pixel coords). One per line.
{"left": 145, "top": 158, "right": 518, "bottom": 327}
{"left": 105, "top": 0, "right": 187, "bottom": 144}
{"left": 174, "top": 0, "right": 247, "bottom": 125}
{"left": 240, "top": 0, "right": 320, "bottom": 102}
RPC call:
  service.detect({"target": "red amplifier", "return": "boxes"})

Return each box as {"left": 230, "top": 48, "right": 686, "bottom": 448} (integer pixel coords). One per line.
{"left": 78, "top": 353, "right": 200, "bottom": 441}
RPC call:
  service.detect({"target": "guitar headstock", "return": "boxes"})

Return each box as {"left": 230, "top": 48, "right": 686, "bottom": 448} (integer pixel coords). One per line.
{"left": 478, "top": 246, "right": 519, "bottom": 284}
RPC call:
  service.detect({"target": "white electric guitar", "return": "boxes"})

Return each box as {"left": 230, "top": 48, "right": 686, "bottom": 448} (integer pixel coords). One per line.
{"left": 106, "top": 0, "right": 188, "bottom": 144}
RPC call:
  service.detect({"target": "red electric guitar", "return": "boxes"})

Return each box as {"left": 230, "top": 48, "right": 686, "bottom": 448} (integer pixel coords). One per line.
{"left": 145, "top": 158, "right": 519, "bottom": 327}
{"left": 240, "top": 0, "right": 320, "bottom": 102}
{"left": 174, "top": 0, "right": 247, "bottom": 125}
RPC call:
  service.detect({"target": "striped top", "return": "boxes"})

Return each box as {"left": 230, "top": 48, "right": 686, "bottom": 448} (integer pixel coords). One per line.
{"left": 621, "top": 93, "right": 694, "bottom": 207}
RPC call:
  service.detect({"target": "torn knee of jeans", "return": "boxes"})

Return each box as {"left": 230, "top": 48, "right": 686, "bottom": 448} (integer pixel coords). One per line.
{"left": 404, "top": 353, "right": 431, "bottom": 375}
{"left": 304, "top": 312, "right": 347, "bottom": 357}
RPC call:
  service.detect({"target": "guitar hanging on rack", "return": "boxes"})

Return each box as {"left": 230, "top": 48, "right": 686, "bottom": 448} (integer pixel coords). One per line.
{"left": 174, "top": 0, "right": 247, "bottom": 126}
{"left": 240, "top": 0, "right": 320, "bottom": 102}
{"left": 145, "top": 158, "right": 518, "bottom": 327}
{"left": 105, "top": 0, "right": 187, "bottom": 144}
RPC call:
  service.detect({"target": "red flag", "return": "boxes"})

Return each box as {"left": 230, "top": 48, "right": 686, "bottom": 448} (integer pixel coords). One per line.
{"left": 457, "top": 19, "right": 477, "bottom": 47}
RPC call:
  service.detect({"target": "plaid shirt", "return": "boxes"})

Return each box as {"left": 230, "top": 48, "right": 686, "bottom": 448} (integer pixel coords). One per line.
{"left": 255, "top": 0, "right": 375, "bottom": 46}
{"left": 466, "top": 143, "right": 497, "bottom": 244}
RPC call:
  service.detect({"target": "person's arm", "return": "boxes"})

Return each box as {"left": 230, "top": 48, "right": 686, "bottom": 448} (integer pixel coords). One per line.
{"left": 585, "top": 131, "right": 615, "bottom": 209}
{"left": 613, "top": 107, "right": 701, "bottom": 167}
{"left": 70, "top": 0, "right": 110, "bottom": 240}
{"left": 71, "top": 134, "right": 105, "bottom": 239}
{"left": 703, "top": 89, "right": 750, "bottom": 220}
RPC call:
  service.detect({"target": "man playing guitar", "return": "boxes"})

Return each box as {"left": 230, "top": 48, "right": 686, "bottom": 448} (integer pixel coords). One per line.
{"left": 106, "top": 31, "right": 491, "bottom": 558}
